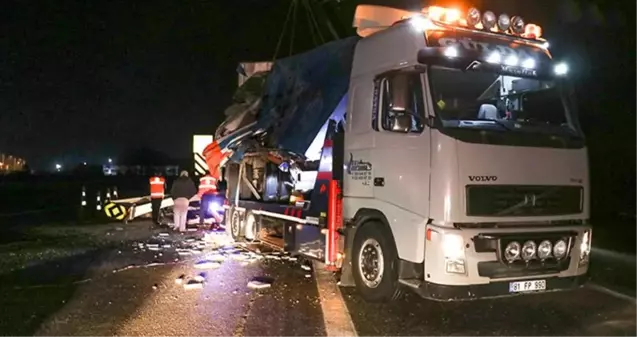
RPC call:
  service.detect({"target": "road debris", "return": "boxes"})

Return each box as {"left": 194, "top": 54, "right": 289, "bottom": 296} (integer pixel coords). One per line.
{"left": 301, "top": 264, "right": 311, "bottom": 271}
{"left": 152, "top": 284, "right": 159, "bottom": 290}
{"left": 175, "top": 274, "right": 186, "bottom": 285}
{"left": 247, "top": 276, "right": 274, "bottom": 290}
{"left": 159, "top": 233, "right": 170, "bottom": 237}
{"left": 184, "top": 280, "right": 204, "bottom": 290}
{"left": 194, "top": 260, "right": 221, "bottom": 269}
{"left": 194, "top": 273, "right": 206, "bottom": 283}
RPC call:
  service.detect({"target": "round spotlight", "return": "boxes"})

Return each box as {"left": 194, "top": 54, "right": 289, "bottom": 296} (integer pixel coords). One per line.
{"left": 553, "top": 240, "right": 567, "bottom": 259}
{"left": 522, "top": 58, "right": 536, "bottom": 69}
{"left": 504, "top": 54, "right": 518, "bottom": 66}
{"left": 521, "top": 240, "right": 537, "bottom": 261}
{"left": 511, "top": 16, "right": 525, "bottom": 34}
{"left": 444, "top": 46, "right": 458, "bottom": 58}
{"left": 467, "top": 7, "right": 481, "bottom": 27}
{"left": 486, "top": 51, "right": 501, "bottom": 64}
{"left": 554, "top": 62, "right": 568, "bottom": 76}
{"left": 504, "top": 241, "right": 521, "bottom": 262}
{"left": 482, "top": 11, "right": 496, "bottom": 30}
{"left": 538, "top": 240, "right": 552, "bottom": 259}
{"left": 497, "top": 13, "right": 510, "bottom": 31}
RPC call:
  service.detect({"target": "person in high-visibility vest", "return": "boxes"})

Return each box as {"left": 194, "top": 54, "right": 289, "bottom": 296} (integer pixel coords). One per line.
{"left": 149, "top": 172, "right": 166, "bottom": 225}
{"left": 198, "top": 173, "right": 218, "bottom": 225}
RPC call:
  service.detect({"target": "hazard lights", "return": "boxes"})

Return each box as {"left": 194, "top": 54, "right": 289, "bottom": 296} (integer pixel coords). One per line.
{"left": 104, "top": 202, "right": 127, "bottom": 220}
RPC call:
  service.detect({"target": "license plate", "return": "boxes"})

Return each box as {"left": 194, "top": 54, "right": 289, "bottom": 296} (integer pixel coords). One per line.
{"left": 509, "top": 279, "right": 546, "bottom": 293}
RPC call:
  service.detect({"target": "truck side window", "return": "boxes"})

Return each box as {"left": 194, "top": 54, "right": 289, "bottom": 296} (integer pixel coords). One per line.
{"left": 380, "top": 73, "right": 425, "bottom": 133}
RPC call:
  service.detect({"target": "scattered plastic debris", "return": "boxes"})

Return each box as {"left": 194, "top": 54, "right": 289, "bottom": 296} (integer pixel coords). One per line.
{"left": 194, "top": 273, "right": 206, "bottom": 283}
{"left": 305, "top": 274, "right": 312, "bottom": 278}
{"left": 152, "top": 284, "right": 159, "bottom": 290}
{"left": 288, "top": 257, "right": 298, "bottom": 261}
{"left": 184, "top": 280, "right": 204, "bottom": 290}
{"left": 159, "top": 233, "right": 170, "bottom": 237}
{"left": 194, "top": 260, "right": 221, "bottom": 269}
{"left": 301, "top": 265, "right": 311, "bottom": 271}
{"left": 247, "top": 276, "right": 274, "bottom": 290}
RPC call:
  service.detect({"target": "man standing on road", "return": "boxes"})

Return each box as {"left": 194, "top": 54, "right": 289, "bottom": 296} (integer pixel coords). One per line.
{"left": 170, "top": 170, "right": 197, "bottom": 232}
{"left": 197, "top": 173, "right": 218, "bottom": 226}
{"left": 149, "top": 172, "right": 166, "bottom": 226}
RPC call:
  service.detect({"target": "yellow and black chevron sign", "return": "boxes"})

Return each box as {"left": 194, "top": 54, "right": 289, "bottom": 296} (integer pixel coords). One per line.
{"left": 104, "top": 202, "right": 127, "bottom": 220}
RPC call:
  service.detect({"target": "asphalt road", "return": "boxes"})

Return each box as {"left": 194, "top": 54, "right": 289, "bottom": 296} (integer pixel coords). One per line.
{"left": 1, "top": 223, "right": 635, "bottom": 336}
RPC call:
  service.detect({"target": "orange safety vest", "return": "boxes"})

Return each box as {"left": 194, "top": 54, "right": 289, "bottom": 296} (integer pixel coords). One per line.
{"left": 198, "top": 175, "right": 217, "bottom": 196}
{"left": 149, "top": 176, "right": 166, "bottom": 199}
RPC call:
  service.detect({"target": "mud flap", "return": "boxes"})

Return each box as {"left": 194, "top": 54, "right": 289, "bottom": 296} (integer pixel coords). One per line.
{"left": 338, "top": 224, "right": 357, "bottom": 287}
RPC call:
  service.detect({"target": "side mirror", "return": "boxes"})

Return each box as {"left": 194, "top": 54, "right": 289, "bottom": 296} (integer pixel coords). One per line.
{"left": 389, "top": 112, "right": 412, "bottom": 133}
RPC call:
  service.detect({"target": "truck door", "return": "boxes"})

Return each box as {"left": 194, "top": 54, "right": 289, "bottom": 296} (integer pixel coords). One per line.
{"left": 371, "top": 71, "right": 431, "bottom": 218}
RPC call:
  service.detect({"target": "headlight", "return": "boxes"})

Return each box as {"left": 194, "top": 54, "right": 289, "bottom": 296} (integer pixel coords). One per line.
{"left": 511, "top": 16, "right": 525, "bottom": 34}
{"left": 442, "top": 233, "right": 464, "bottom": 260}
{"left": 504, "top": 241, "right": 521, "bottom": 262}
{"left": 538, "top": 240, "right": 552, "bottom": 260}
{"left": 579, "top": 230, "right": 591, "bottom": 265}
{"left": 444, "top": 46, "right": 459, "bottom": 58}
{"left": 441, "top": 233, "right": 465, "bottom": 274}
{"left": 554, "top": 62, "right": 568, "bottom": 76}
{"left": 481, "top": 11, "right": 496, "bottom": 30}
{"left": 466, "top": 7, "right": 481, "bottom": 27}
{"left": 497, "top": 13, "right": 510, "bottom": 31}
{"left": 553, "top": 239, "right": 567, "bottom": 259}
{"left": 521, "top": 240, "right": 537, "bottom": 261}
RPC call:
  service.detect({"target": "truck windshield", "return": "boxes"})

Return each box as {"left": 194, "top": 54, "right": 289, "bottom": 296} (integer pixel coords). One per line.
{"left": 428, "top": 67, "right": 582, "bottom": 138}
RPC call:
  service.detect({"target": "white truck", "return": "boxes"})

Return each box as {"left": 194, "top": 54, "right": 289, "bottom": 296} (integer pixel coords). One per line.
{"left": 211, "top": 5, "right": 592, "bottom": 302}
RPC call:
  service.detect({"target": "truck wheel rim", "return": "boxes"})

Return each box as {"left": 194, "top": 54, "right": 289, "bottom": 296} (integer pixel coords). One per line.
{"left": 231, "top": 212, "right": 240, "bottom": 237}
{"left": 358, "top": 238, "right": 384, "bottom": 288}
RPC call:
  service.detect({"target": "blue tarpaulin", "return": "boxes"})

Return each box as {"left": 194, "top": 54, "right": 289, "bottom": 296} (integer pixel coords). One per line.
{"left": 219, "top": 36, "right": 359, "bottom": 161}
{"left": 257, "top": 36, "right": 359, "bottom": 154}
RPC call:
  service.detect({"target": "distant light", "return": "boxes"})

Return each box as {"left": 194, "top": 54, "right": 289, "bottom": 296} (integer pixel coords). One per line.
{"left": 542, "top": 41, "right": 550, "bottom": 49}
{"left": 554, "top": 62, "right": 568, "bottom": 76}
{"left": 521, "top": 58, "right": 536, "bottom": 69}
{"left": 486, "top": 51, "right": 501, "bottom": 64}
{"left": 83, "top": 162, "right": 87, "bottom": 165}
{"left": 108, "top": 158, "right": 112, "bottom": 163}
{"left": 444, "top": 46, "right": 459, "bottom": 58}
{"left": 55, "top": 163, "right": 62, "bottom": 171}
{"left": 504, "top": 54, "right": 518, "bottom": 66}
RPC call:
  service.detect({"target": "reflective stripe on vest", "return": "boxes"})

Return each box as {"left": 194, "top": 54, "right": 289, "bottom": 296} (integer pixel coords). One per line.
{"left": 199, "top": 176, "right": 217, "bottom": 193}
{"left": 150, "top": 177, "right": 165, "bottom": 198}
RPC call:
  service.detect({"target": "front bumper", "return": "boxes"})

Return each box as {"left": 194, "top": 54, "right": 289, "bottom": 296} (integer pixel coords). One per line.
{"left": 415, "top": 274, "right": 589, "bottom": 301}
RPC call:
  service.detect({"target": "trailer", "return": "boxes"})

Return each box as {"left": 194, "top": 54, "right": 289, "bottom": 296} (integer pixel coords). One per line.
{"left": 212, "top": 5, "right": 592, "bottom": 302}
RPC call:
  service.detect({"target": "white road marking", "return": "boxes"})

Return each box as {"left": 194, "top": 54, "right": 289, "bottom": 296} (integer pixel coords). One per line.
{"left": 587, "top": 283, "right": 636, "bottom": 304}
{"left": 313, "top": 261, "right": 358, "bottom": 337}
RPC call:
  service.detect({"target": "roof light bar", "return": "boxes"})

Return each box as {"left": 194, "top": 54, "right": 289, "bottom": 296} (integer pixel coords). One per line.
{"left": 417, "top": 6, "right": 545, "bottom": 42}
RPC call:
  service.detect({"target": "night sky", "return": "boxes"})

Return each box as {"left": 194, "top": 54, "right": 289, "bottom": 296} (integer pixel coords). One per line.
{"left": 1, "top": 0, "right": 634, "bottom": 173}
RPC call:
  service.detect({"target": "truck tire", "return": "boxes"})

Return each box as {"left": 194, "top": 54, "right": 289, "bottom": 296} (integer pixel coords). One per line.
{"left": 229, "top": 209, "right": 243, "bottom": 240}
{"left": 352, "top": 222, "right": 403, "bottom": 302}
{"left": 244, "top": 211, "right": 259, "bottom": 241}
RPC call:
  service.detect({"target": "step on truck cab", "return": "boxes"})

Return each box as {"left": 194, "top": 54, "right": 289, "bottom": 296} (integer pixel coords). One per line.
{"left": 216, "top": 5, "right": 592, "bottom": 302}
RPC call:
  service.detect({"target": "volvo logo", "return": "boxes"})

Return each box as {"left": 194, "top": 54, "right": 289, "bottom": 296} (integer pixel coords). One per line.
{"left": 523, "top": 194, "right": 537, "bottom": 207}
{"left": 468, "top": 175, "right": 498, "bottom": 182}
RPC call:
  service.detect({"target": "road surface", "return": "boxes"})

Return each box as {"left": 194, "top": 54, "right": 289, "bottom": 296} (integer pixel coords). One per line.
{"left": 0, "top": 222, "right": 634, "bottom": 336}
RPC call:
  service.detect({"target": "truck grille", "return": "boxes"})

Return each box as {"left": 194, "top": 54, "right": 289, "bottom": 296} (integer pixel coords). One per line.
{"left": 466, "top": 185, "right": 583, "bottom": 217}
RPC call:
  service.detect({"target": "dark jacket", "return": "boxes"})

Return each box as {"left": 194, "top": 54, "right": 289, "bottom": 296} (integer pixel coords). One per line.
{"left": 170, "top": 176, "right": 197, "bottom": 200}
